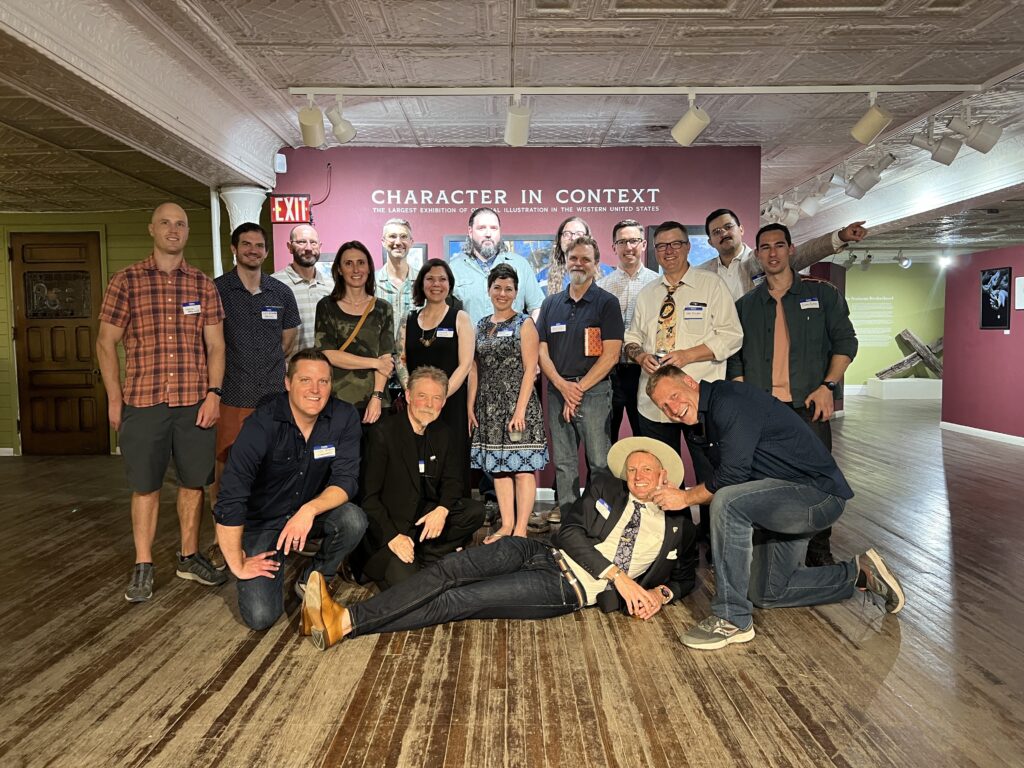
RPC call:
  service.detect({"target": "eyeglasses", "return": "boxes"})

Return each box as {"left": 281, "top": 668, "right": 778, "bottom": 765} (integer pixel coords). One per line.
{"left": 386, "top": 233, "right": 412, "bottom": 242}
{"left": 710, "top": 222, "right": 738, "bottom": 238}
{"left": 291, "top": 239, "right": 319, "bottom": 247}
{"left": 614, "top": 238, "right": 644, "bottom": 247}
{"left": 560, "top": 230, "right": 588, "bottom": 240}
{"left": 654, "top": 240, "right": 689, "bottom": 253}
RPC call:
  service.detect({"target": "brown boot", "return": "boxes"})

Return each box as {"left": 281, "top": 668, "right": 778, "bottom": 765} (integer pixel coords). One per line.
{"left": 303, "top": 571, "right": 347, "bottom": 650}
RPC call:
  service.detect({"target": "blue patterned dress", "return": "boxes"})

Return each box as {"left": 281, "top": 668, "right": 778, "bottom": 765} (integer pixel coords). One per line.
{"left": 470, "top": 313, "right": 548, "bottom": 473}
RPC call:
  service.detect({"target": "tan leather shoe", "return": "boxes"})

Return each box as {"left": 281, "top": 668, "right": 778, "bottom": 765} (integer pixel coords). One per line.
{"left": 304, "top": 571, "right": 347, "bottom": 650}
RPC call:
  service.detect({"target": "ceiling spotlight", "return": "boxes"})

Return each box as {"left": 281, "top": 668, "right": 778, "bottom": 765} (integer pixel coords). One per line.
{"left": 895, "top": 250, "right": 912, "bottom": 269}
{"left": 325, "top": 97, "right": 356, "bottom": 144}
{"left": 909, "top": 116, "right": 961, "bottom": 165}
{"left": 938, "top": 255, "right": 953, "bottom": 269}
{"left": 845, "top": 152, "right": 896, "bottom": 199}
{"left": 840, "top": 251, "right": 857, "bottom": 269}
{"left": 779, "top": 203, "right": 801, "bottom": 227}
{"left": 504, "top": 96, "right": 531, "bottom": 147}
{"left": 798, "top": 192, "right": 822, "bottom": 218}
{"left": 860, "top": 252, "right": 873, "bottom": 271}
{"left": 671, "top": 92, "right": 711, "bottom": 147}
{"left": 947, "top": 114, "right": 1003, "bottom": 153}
{"left": 851, "top": 92, "right": 893, "bottom": 145}
{"left": 297, "top": 96, "right": 325, "bottom": 148}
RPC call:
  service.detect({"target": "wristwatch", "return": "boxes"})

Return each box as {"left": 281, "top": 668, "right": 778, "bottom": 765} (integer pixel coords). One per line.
{"left": 658, "top": 585, "right": 672, "bottom": 604}
{"left": 206, "top": 386, "right": 223, "bottom": 397}
{"left": 370, "top": 390, "right": 384, "bottom": 400}
{"left": 822, "top": 380, "right": 837, "bottom": 392}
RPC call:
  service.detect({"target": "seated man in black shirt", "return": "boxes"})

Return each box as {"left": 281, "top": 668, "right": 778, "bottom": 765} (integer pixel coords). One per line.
{"left": 647, "top": 365, "right": 905, "bottom": 651}
{"left": 357, "top": 365, "right": 484, "bottom": 590}
{"left": 214, "top": 349, "right": 367, "bottom": 631}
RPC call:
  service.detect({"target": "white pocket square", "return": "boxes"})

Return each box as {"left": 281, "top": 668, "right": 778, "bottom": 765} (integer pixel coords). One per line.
{"left": 667, "top": 550, "right": 678, "bottom": 560}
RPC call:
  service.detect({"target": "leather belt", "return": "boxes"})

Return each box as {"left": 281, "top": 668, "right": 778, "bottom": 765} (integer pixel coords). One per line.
{"left": 550, "top": 548, "right": 585, "bottom": 608}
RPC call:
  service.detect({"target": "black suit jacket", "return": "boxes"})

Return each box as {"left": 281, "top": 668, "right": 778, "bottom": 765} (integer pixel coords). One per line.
{"left": 552, "top": 471, "right": 698, "bottom": 613}
{"left": 361, "top": 412, "right": 462, "bottom": 550}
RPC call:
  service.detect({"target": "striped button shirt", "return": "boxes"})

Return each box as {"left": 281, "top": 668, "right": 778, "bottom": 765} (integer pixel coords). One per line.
{"left": 597, "top": 264, "right": 659, "bottom": 361}
{"left": 271, "top": 263, "right": 334, "bottom": 355}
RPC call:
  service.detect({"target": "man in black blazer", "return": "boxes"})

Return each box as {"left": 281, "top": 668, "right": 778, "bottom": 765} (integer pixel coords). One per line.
{"left": 300, "top": 436, "right": 698, "bottom": 650}
{"left": 358, "top": 365, "right": 484, "bottom": 590}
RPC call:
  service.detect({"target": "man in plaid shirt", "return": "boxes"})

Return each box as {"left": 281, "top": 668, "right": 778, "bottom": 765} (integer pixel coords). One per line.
{"left": 97, "top": 202, "right": 229, "bottom": 603}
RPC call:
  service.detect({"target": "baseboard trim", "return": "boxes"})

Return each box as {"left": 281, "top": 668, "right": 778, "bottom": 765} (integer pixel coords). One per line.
{"left": 0, "top": 448, "right": 14, "bottom": 456}
{"left": 940, "top": 421, "right": 1024, "bottom": 446}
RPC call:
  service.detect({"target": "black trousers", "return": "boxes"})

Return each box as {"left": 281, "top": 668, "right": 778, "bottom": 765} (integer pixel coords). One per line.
{"left": 609, "top": 363, "right": 642, "bottom": 441}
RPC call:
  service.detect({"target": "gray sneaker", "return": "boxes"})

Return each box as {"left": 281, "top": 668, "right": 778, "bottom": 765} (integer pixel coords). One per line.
{"left": 176, "top": 551, "right": 229, "bottom": 586}
{"left": 682, "top": 615, "right": 756, "bottom": 650}
{"left": 125, "top": 563, "right": 154, "bottom": 603}
{"left": 205, "top": 543, "right": 227, "bottom": 571}
{"left": 546, "top": 507, "right": 562, "bottom": 525}
{"left": 858, "top": 548, "right": 905, "bottom": 614}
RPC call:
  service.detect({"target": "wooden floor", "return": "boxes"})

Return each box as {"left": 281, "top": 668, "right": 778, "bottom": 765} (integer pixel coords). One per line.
{"left": 2, "top": 398, "right": 1023, "bottom": 768}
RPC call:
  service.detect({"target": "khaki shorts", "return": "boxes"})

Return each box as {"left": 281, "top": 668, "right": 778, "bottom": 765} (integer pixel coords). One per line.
{"left": 119, "top": 402, "right": 215, "bottom": 493}
{"left": 215, "top": 404, "right": 256, "bottom": 463}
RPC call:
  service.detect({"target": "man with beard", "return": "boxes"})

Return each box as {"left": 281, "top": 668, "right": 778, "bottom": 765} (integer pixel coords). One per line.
{"left": 450, "top": 207, "right": 544, "bottom": 324}
{"left": 272, "top": 223, "right": 333, "bottom": 356}
{"left": 356, "top": 366, "right": 484, "bottom": 590}
{"left": 375, "top": 218, "right": 417, "bottom": 339}
{"left": 727, "top": 224, "right": 858, "bottom": 566}
{"left": 537, "top": 235, "right": 624, "bottom": 515}
{"left": 699, "top": 208, "right": 869, "bottom": 300}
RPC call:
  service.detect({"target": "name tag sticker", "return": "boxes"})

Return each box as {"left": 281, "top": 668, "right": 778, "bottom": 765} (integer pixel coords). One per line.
{"left": 418, "top": 460, "right": 426, "bottom": 474}
{"left": 182, "top": 301, "right": 201, "bottom": 315}
{"left": 800, "top": 299, "right": 820, "bottom": 310}
{"left": 497, "top": 329, "right": 514, "bottom": 338}
{"left": 313, "top": 445, "right": 336, "bottom": 460}
{"left": 752, "top": 273, "right": 766, "bottom": 286}
{"left": 550, "top": 323, "right": 567, "bottom": 334}
{"left": 683, "top": 306, "right": 704, "bottom": 319}
{"left": 436, "top": 327, "right": 455, "bottom": 338}
{"left": 261, "top": 306, "right": 279, "bottom": 320}
{"left": 596, "top": 498, "right": 611, "bottom": 519}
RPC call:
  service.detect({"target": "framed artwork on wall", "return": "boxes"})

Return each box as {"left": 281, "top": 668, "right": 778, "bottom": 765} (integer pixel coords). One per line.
{"left": 980, "top": 266, "right": 1011, "bottom": 329}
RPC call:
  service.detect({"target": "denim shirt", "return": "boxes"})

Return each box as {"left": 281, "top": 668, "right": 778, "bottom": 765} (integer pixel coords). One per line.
{"left": 214, "top": 393, "right": 361, "bottom": 530}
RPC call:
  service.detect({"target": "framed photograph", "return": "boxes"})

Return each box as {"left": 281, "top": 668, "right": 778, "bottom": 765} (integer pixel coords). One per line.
{"left": 980, "top": 267, "right": 1011, "bottom": 330}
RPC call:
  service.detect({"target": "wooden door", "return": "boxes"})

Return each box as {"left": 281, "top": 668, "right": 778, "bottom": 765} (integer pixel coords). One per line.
{"left": 11, "top": 232, "right": 109, "bottom": 455}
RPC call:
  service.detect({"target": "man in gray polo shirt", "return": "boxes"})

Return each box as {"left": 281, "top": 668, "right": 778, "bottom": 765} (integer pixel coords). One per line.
{"left": 537, "top": 235, "right": 624, "bottom": 515}
{"left": 272, "top": 223, "right": 333, "bottom": 356}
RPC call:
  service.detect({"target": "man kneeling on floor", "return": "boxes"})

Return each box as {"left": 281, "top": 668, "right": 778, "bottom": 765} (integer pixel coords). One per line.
{"left": 301, "top": 436, "right": 698, "bottom": 650}
{"left": 213, "top": 349, "right": 368, "bottom": 630}
{"left": 647, "top": 365, "right": 905, "bottom": 651}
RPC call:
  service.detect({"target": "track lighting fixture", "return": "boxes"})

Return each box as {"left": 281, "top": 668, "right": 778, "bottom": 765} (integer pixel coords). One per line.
{"left": 840, "top": 252, "right": 858, "bottom": 269}
{"left": 325, "top": 97, "right": 356, "bottom": 144}
{"left": 845, "top": 152, "right": 896, "bottom": 199}
{"left": 947, "top": 111, "right": 1002, "bottom": 153}
{"left": 895, "top": 250, "right": 912, "bottom": 269}
{"left": 850, "top": 92, "right": 893, "bottom": 145}
{"left": 504, "top": 95, "right": 531, "bottom": 147}
{"left": 860, "top": 252, "right": 873, "bottom": 271}
{"left": 910, "top": 116, "right": 961, "bottom": 165}
{"left": 297, "top": 96, "right": 325, "bottom": 148}
{"left": 938, "top": 256, "right": 953, "bottom": 269}
{"left": 671, "top": 92, "right": 711, "bottom": 147}
{"left": 778, "top": 202, "right": 800, "bottom": 227}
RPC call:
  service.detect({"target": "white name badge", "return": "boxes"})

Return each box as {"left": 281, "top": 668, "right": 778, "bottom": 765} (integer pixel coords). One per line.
{"left": 313, "top": 445, "right": 336, "bottom": 460}
{"left": 550, "top": 323, "right": 567, "bottom": 333}
{"left": 683, "top": 306, "right": 704, "bottom": 319}
{"left": 497, "top": 329, "right": 514, "bottom": 337}
{"left": 800, "top": 299, "right": 820, "bottom": 309}
{"left": 752, "top": 273, "right": 766, "bottom": 286}
{"left": 261, "top": 306, "right": 279, "bottom": 320}
{"left": 595, "top": 498, "right": 611, "bottom": 519}
{"left": 182, "top": 301, "right": 201, "bottom": 315}
{"left": 418, "top": 460, "right": 426, "bottom": 474}
{"left": 436, "top": 327, "right": 455, "bottom": 338}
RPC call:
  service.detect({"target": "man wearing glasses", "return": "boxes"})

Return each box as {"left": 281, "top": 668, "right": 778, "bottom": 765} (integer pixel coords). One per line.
{"left": 700, "top": 208, "right": 869, "bottom": 300}
{"left": 375, "top": 218, "right": 418, "bottom": 339}
{"left": 622, "top": 221, "right": 743, "bottom": 554}
{"left": 272, "top": 224, "right": 334, "bottom": 356}
{"left": 598, "top": 219, "right": 659, "bottom": 442}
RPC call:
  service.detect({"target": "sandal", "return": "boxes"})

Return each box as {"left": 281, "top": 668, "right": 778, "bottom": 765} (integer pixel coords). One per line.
{"left": 484, "top": 529, "right": 512, "bottom": 545}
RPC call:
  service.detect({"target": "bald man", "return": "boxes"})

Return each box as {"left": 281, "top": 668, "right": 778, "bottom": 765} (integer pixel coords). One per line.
{"left": 272, "top": 224, "right": 334, "bottom": 356}
{"left": 98, "top": 202, "right": 229, "bottom": 603}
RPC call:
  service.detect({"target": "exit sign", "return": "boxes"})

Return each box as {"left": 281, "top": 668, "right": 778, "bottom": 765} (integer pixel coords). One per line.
{"left": 269, "top": 195, "right": 311, "bottom": 224}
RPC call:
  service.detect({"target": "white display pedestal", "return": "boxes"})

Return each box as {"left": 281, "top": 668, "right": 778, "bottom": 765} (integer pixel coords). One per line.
{"left": 865, "top": 377, "right": 942, "bottom": 400}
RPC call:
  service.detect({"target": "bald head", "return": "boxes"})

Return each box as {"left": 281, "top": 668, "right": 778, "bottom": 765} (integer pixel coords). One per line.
{"left": 148, "top": 202, "right": 190, "bottom": 257}
{"left": 288, "top": 224, "right": 321, "bottom": 269}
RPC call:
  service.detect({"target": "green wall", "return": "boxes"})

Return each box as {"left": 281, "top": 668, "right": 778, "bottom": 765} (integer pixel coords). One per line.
{"left": 0, "top": 207, "right": 236, "bottom": 453}
{"left": 844, "top": 263, "right": 946, "bottom": 385}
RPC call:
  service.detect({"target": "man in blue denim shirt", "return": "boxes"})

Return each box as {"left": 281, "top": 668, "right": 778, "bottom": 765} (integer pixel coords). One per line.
{"left": 214, "top": 349, "right": 367, "bottom": 630}
{"left": 648, "top": 366, "right": 905, "bottom": 650}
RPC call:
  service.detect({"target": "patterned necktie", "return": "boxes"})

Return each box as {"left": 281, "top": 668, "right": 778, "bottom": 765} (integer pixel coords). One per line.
{"left": 655, "top": 282, "right": 679, "bottom": 354}
{"left": 613, "top": 500, "right": 644, "bottom": 573}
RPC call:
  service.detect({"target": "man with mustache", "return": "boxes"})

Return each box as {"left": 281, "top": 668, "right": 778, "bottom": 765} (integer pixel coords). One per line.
{"left": 356, "top": 366, "right": 484, "bottom": 590}
{"left": 699, "top": 208, "right": 869, "bottom": 300}
{"left": 450, "top": 207, "right": 544, "bottom": 324}
{"left": 272, "top": 223, "right": 334, "bottom": 356}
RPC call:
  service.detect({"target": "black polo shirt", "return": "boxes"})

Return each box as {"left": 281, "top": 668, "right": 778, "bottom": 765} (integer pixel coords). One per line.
{"left": 537, "top": 281, "right": 624, "bottom": 379}
{"left": 215, "top": 270, "right": 300, "bottom": 407}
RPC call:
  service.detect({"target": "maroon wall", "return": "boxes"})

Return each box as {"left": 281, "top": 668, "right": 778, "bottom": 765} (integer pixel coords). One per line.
{"left": 942, "top": 245, "right": 1024, "bottom": 438}
{"left": 271, "top": 145, "right": 761, "bottom": 269}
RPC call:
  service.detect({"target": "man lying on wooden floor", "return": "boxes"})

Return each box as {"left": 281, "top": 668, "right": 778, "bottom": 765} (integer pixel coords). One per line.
{"left": 300, "top": 436, "right": 698, "bottom": 650}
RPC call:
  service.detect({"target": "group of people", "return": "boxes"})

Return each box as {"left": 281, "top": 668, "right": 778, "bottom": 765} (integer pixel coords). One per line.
{"left": 98, "top": 200, "right": 905, "bottom": 653}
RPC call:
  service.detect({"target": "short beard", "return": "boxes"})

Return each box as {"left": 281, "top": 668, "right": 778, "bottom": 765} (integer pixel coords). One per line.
{"left": 569, "top": 271, "right": 590, "bottom": 286}
{"left": 476, "top": 241, "right": 497, "bottom": 261}
{"left": 295, "top": 251, "right": 319, "bottom": 267}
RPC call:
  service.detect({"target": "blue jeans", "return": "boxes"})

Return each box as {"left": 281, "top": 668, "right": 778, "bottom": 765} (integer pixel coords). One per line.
{"left": 547, "top": 379, "right": 612, "bottom": 507}
{"left": 236, "top": 502, "right": 367, "bottom": 631}
{"left": 710, "top": 479, "right": 856, "bottom": 629}
{"left": 348, "top": 537, "right": 581, "bottom": 637}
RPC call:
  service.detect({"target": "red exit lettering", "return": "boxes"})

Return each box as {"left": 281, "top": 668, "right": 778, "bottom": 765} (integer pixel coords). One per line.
{"left": 269, "top": 195, "right": 311, "bottom": 224}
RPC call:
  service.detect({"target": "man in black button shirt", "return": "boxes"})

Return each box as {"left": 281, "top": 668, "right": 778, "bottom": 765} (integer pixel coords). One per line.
{"left": 647, "top": 366, "right": 905, "bottom": 651}
{"left": 357, "top": 366, "right": 484, "bottom": 590}
{"left": 214, "top": 349, "right": 367, "bottom": 631}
